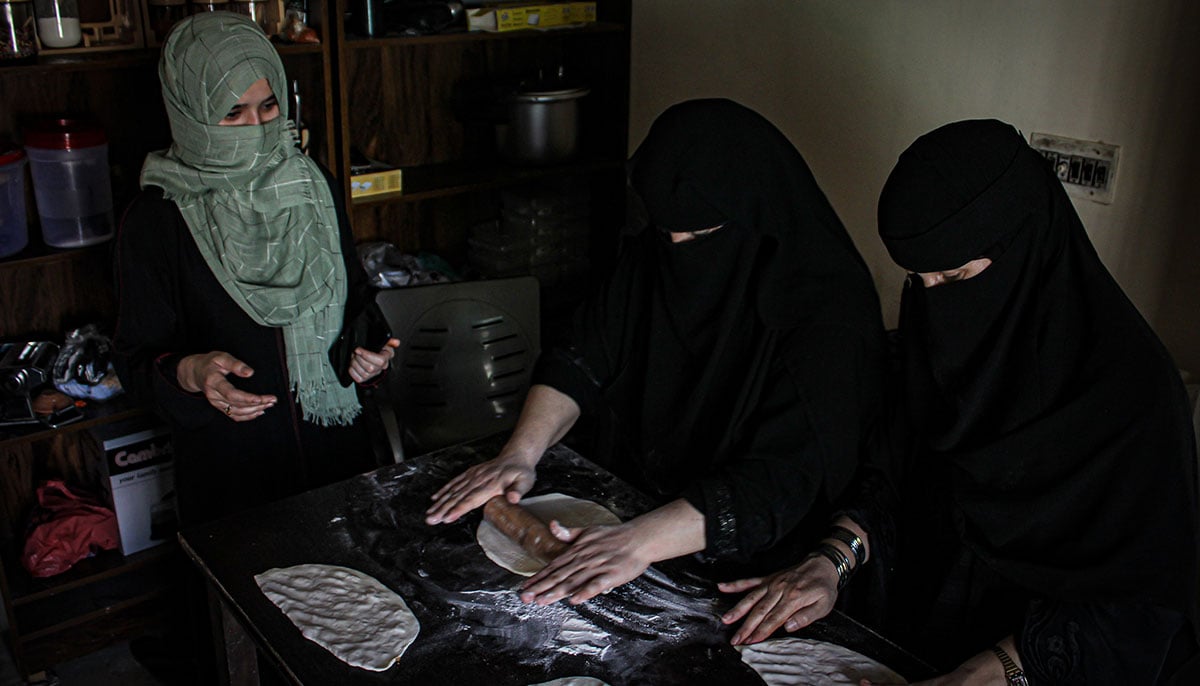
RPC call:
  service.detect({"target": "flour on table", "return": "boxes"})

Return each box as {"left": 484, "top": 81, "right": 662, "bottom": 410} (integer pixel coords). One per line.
{"left": 529, "top": 678, "right": 610, "bottom": 686}
{"left": 736, "top": 637, "right": 907, "bottom": 685}
{"left": 476, "top": 492, "right": 621, "bottom": 576}
{"left": 254, "top": 563, "right": 419, "bottom": 671}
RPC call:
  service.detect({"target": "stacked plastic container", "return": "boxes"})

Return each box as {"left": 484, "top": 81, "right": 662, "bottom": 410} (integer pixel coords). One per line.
{"left": 0, "top": 143, "right": 28, "bottom": 258}
{"left": 468, "top": 180, "right": 590, "bottom": 288}
{"left": 22, "top": 118, "right": 115, "bottom": 248}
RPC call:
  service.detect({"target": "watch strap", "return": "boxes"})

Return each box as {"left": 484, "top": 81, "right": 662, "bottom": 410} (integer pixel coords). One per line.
{"left": 991, "top": 645, "right": 1029, "bottom": 686}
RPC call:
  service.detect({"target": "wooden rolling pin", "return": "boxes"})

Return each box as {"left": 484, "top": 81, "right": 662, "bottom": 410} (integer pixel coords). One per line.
{"left": 482, "top": 495, "right": 570, "bottom": 563}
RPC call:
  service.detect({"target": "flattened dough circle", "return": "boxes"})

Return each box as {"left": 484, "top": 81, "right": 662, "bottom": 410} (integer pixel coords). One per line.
{"left": 476, "top": 492, "right": 621, "bottom": 576}
{"left": 736, "top": 637, "right": 907, "bottom": 685}
{"left": 255, "top": 563, "right": 419, "bottom": 671}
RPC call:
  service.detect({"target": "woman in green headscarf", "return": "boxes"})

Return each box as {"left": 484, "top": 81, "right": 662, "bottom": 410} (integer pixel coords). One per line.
{"left": 114, "top": 12, "right": 396, "bottom": 527}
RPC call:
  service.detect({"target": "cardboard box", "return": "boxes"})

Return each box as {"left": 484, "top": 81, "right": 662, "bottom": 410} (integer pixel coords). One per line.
{"left": 351, "top": 168, "right": 403, "bottom": 198}
{"left": 467, "top": 2, "right": 596, "bottom": 32}
{"left": 95, "top": 421, "right": 178, "bottom": 556}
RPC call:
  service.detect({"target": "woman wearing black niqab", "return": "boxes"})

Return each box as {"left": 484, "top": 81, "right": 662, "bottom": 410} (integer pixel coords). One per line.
{"left": 426, "top": 99, "right": 885, "bottom": 611}
{"left": 858, "top": 120, "right": 1196, "bottom": 684}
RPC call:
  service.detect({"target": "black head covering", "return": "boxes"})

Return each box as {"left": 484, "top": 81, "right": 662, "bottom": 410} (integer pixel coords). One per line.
{"left": 630, "top": 98, "right": 878, "bottom": 330}
{"left": 879, "top": 119, "right": 1198, "bottom": 624}
{"left": 614, "top": 100, "right": 882, "bottom": 495}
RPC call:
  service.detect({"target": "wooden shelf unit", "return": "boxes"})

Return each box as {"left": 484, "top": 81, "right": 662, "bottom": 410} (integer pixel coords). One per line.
{"left": 330, "top": 1, "right": 632, "bottom": 286}
{"left": 0, "top": 4, "right": 337, "bottom": 676}
{"left": 0, "top": 0, "right": 630, "bottom": 676}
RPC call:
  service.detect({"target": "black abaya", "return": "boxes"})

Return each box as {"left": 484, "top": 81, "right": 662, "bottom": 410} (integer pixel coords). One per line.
{"left": 874, "top": 119, "right": 1199, "bottom": 681}
{"left": 535, "top": 99, "right": 886, "bottom": 574}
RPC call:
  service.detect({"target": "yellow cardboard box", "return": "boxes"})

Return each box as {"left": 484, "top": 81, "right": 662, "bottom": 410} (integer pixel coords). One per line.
{"left": 350, "top": 168, "right": 403, "bottom": 198}
{"left": 468, "top": 2, "right": 596, "bottom": 32}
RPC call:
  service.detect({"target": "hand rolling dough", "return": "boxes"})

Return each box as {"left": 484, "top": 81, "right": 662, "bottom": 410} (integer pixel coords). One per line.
{"left": 255, "top": 563, "right": 419, "bottom": 671}
{"left": 476, "top": 492, "right": 621, "bottom": 576}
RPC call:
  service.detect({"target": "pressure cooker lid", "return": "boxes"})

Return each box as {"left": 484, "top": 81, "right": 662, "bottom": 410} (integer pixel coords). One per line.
{"left": 509, "top": 86, "right": 590, "bottom": 104}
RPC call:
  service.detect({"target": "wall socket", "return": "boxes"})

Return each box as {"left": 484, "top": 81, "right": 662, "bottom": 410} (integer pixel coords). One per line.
{"left": 1029, "top": 132, "right": 1119, "bottom": 204}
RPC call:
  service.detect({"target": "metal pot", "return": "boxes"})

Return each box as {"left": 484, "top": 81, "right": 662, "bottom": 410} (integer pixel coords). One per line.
{"left": 496, "top": 85, "right": 589, "bottom": 165}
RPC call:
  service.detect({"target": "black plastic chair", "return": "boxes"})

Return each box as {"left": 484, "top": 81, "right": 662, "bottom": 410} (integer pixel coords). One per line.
{"left": 367, "top": 276, "right": 541, "bottom": 461}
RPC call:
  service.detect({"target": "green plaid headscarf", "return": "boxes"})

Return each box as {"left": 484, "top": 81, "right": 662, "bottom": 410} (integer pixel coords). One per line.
{"left": 141, "top": 12, "right": 359, "bottom": 426}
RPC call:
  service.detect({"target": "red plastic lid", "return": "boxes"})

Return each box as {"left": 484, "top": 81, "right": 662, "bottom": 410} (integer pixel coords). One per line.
{"left": 0, "top": 145, "right": 24, "bottom": 166}
{"left": 22, "top": 119, "right": 107, "bottom": 150}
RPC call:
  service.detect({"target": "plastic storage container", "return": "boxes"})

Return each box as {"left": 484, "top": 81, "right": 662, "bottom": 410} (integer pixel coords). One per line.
{"left": 23, "top": 118, "right": 114, "bottom": 248}
{"left": 0, "top": 145, "right": 28, "bottom": 258}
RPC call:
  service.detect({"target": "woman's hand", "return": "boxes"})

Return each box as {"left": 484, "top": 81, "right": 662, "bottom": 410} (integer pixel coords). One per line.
{"left": 718, "top": 555, "right": 840, "bottom": 645}
{"left": 519, "top": 498, "right": 706, "bottom": 605}
{"left": 177, "top": 351, "right": 276, "bottom": 422}
{"left": 519, "top": 520, "right": 653, "bottom": 605}
{"left": 425, "top": 452, "right": 539, "bottom": 525}
{"left": 863, "top": 637, "right": 1016, "bottom": 685}
{"left": 349, "top": 338, "right": 399, "bottom": 384}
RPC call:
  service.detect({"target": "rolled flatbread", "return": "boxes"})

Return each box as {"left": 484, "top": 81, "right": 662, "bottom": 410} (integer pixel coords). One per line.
{"left": 736, "top": 637, "right": 907, "bottom": 685}
{"left": 255, "top": 563, "right": 419, "bottom": 671}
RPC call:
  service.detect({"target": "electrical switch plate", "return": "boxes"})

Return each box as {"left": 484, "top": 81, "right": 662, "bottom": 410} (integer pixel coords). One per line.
{"left": 1029, "top": 132, "right": 1119, "bottom": 204}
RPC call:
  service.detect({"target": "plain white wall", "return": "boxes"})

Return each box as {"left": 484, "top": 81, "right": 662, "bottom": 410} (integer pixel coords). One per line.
{"left": 629, "top": 0, "right": 1200, "bottom": 373}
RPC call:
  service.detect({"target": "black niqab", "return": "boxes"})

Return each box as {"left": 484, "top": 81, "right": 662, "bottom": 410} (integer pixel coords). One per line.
{"left": 879, "top": 119, "right": 1198, "bottom": 626}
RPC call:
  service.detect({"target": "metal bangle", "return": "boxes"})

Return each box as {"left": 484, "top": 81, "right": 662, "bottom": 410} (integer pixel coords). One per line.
{"left": 809, "top": 543, "right": 853, "bottom": 591}
{"left": 827, "top": 525, "right": 866, "bottom": 568}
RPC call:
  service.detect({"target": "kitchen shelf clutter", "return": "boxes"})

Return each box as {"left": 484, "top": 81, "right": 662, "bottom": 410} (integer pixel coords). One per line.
{"left": 0, "top": 0, "right": 631, "bottom": 677}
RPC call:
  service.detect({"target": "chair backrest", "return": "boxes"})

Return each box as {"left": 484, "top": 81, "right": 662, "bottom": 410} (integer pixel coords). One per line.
{"left": 372, "top": 277, "right": 540, "bottom": 459}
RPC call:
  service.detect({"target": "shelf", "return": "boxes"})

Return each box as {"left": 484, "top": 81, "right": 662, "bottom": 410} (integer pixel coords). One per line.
{"left": 0, "top": 242, "right": 113, "bottom": 271}
{"left": 0, "top": 395, "right": 146, "bottom": 449}
{"left": 344, "top": 21, "right": 627, "bottom": 48}
{"left": 0, "top": 40, "right": 322, "bottom": 75}
{"left": 4, "top": 542, "right": 176, "bottom": 607}
{"left": 351, "top": 157, "right": 624, "bottom": 206}
{"left": 12, "top": 575, "right": 174, "bottom": 674}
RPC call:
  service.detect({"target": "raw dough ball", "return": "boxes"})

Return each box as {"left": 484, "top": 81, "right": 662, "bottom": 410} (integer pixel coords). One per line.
{"left": 476, "top": 492, "right": 621, "bottom": 576}
{"left": 255, "top": 563, "right": 419, "bottom": 671}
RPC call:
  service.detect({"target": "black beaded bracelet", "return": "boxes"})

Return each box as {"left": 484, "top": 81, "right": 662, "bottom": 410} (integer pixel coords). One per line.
{"left": 809, "top": 542, "right": 854, "bottom": 590}
{"left": 827, "top": 525, "right": 867, "bottom": 568}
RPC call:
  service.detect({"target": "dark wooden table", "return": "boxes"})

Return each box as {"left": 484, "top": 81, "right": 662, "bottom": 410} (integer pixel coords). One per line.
{"left": 179, "top": 436, "right": 931, "bottom": 685}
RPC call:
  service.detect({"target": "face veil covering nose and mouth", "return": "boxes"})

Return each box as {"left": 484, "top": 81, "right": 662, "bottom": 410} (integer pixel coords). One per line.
{"left": 140, "top": 12, "right": 360, "bottom": 425}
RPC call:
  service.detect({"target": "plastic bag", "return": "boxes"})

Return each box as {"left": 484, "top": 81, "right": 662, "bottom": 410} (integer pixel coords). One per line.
{"left": 358, "top": 242, "right": 455, "bottom": 288}
{"left": 21, "top": 479, "right": 120, "bottom": 578}
{"left": 53, "top": 324, "right": 124, "bottom": 401}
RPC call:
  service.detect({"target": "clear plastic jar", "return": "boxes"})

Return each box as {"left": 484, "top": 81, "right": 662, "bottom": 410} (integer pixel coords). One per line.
{"left": 32, "top": 0, "right": 80, "bottom": 48}
{"left": 1, "top": 0, "right": 38, "bottom": 63}
{"left": 22, "top": 118, "right": 115, "bottom": 249}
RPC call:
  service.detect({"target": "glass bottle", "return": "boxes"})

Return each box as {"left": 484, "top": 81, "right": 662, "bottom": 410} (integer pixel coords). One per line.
{"left": 229, "top": 0, "right": 269, "bottom": 34}
{"left": 32, "top": 0, "right": 80, "bottom": 48}
{"left": 0, "top": 0, "right": 38, "bottom": 63}
{"left": 188, "top": 0, "right": 227, "bottom": 14}
{"left": 146, "top": 0, "right": 185, "bottom": 45}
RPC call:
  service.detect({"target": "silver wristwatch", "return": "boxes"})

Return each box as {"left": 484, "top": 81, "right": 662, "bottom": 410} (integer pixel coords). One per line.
{"left": 991, "top": 645, "right": 1029, "bottom": 686}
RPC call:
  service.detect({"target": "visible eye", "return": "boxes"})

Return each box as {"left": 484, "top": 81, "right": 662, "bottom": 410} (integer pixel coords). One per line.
{"left": 224, "top": 105, "right": 244, "bottom": 122}
{"left": 261, "top": 97, "right": 279, "bottom": 114}
{"left": 942, "top": 271, "right": 966, "bottom": 283}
